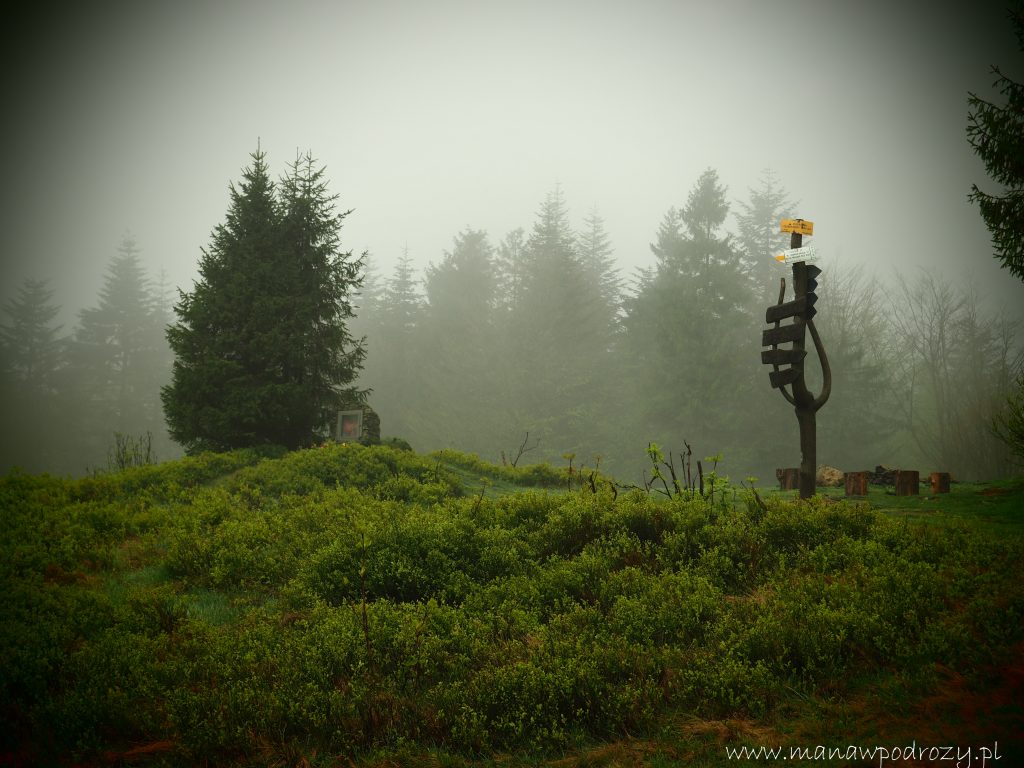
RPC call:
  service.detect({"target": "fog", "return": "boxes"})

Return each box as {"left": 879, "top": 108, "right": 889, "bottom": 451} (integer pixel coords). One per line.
{"left": 2, "top": 0, "right": 1023, "bottom": 478}
{"left": 3, "top": 0, "right": 1021, "bottom": 315}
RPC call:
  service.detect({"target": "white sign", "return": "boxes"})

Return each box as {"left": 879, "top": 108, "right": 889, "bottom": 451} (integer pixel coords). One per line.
{"left": 774, "top": 246, "right": 820, "bottom": 264}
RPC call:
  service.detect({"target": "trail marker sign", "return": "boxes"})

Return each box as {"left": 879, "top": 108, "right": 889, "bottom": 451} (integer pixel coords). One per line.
{"left": 774, "top": 246, "right": 820, "bottom": 264}
{"left": 761, "top": 348, "right": 807, "bottom": 365}
{"left": 765, "top": 296, "right": 811, "bottom": 323}
{"left": 762, "top": 323, "right": 805, "bottom": 347}
{"left": 780, "top": 218, "right": 814, "bottom": 236}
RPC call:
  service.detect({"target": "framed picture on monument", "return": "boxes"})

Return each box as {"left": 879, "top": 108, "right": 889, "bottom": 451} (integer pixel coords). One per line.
{"left": 336, "top": 410, "right": 363, "bottom": 442}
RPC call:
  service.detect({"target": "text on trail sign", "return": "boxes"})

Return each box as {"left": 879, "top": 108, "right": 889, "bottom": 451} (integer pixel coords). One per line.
{"left": 775, "top": 246, "right": 819, "bottom": 264}
{"left": 780, "top": 218, "right": 814, "bottom": 236}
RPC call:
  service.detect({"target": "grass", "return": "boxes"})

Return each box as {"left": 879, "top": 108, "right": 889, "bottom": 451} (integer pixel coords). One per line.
{"left": 3, "top": 444, "right": 1022, "bottom": 767}
{"left": 433, "top": 448, "right": 570, "bottom": 498}
{"left": 340, "top": 469, "right": 1024, "bottom": 767}
{"left": 766, "top": 476, "right": 1024, "bottom": 536}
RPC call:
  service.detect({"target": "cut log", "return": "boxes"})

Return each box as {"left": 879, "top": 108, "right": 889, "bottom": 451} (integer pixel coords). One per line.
{"left": 845, "top": 471, "right": 868, "bottom": 496}
{"left": 930, "top": 472, "right": 951, "bottom": 494}
{"left": 894, "top": 470, "right": 919, "bottom": 496}
{"left": 777, "top": 467, "right": 799, "bottom": 490}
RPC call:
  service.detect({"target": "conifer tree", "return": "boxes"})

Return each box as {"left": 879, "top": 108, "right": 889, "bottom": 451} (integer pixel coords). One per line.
{"left": 624, "top": 169, "right": 758, "bottom": 465}
{"left": 350, "top": 254, "right": 382, "bottom": 339}
{"left": 70, "top": 235, "right": 163, "bottom": 440}
{"left": 0, "top": 278, "right": 65, "bottom": 472}
{"left": 968, "top": 8, "right": 1024, "bottom": 463}
{"left": 494, "top": 227, "right": 527, "bottom": 317}
{"left": 506, "top": 186, "right": 616, "bottom": 459}
{"left": 578, "top": 207, "right": 623, "bottom": 322}
{"left": 162, "top": 149, "right": 366, "bottom": 452}
{"left": 0, "top": 278, "right": 63, "bottom": 390}
{"left": 735, "top": 169, "right": 797, "bottom": 303}
{"left": 360, "top": 249, "right": 423, "bottom": 442}
{"left": 967, "top": 6, "right": 1024, "bottom": 281}
{"left": 418, "top": 228, "right": 501, "bottom": 453}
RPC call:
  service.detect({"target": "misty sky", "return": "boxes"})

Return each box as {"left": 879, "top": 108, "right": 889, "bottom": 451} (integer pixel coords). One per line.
{"left": 2, "top": 0, "right": 1023, "bottom": 325}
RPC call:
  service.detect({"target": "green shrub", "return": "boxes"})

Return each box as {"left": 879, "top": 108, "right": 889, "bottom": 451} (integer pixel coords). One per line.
{"left": 432, "top": 448, "right": 565, "bottom": 488}
{"left": 3, "top": 445, "right": 1023, "bottom": 763}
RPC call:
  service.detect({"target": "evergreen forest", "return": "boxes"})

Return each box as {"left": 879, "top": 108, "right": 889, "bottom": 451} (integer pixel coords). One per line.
{"left": 2, "top": 164, "right": 1020, "bottom": 484}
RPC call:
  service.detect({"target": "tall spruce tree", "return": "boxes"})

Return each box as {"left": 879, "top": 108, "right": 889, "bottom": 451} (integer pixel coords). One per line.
{"left": 735, "top": 169, "right": 797, "bottom": 304}
{"left": 493, "top": 227, "right": 527, "bottom": 317}
{"left": 967, "top": 6, "right": 1024, "bottom": 281}
{"left": 578, "top": 207, "right": 623, "bottom": 322}
{"left": 624, "top": 169, "right": 758, "bottom": 468}
{"left": 0, "top": 278, "right": 65, "bottom": 472}
{"left": 506, "top": 186, "right": 616, "bottom": 460}
{"left": 162, "top": 149, "right": 366, "bottom": 453}
{"left": 360, "top": 249, "right": 423, "bottom": 442}
{"left": 0, "top": 278, "right": 63, "bottom": 391}
{"left": 968, "top": 7, "right": 1024, "bottom": 464}
{"left": 69, "top": 235, "right": 165, "bottom": 449}
{"left": 418, "top": 228, "right": 501, "bottom": 453}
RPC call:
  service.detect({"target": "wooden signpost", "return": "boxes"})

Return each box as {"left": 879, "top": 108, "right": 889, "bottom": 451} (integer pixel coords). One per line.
{"left": 761, "top": 218, "right": 831, "bottom": 499}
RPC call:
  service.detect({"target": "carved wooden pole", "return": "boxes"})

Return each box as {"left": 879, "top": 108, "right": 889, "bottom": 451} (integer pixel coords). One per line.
{"left": 761, "top": 218, "right": 831, "bottom": 500}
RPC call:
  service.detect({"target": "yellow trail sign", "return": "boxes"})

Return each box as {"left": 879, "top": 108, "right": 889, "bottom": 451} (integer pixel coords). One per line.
{"left": 780, "top": 218, "right": 814, "bottom": 236}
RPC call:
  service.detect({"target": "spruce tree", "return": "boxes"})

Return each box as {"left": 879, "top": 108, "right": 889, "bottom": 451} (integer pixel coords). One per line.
{"left": 624, "top": 169, "right": 758, "bottom": 467}
{"left": 358, "top": 249, "right": 422, "bottom": 443}
{"left": 493, "top": 227, "right": 527, "bottom": 316}
{"left": 0, "top": 278, "right": 65, "bottom": 472}
{"left": 578, "top": 206, "right": 623, "bottom": 322}
{"left": 506, "top": 186, "right": 616, "bottom": 459}
{"left": 162, "top": 149, "right": 366, "bottom": 453}
{"left": 419, "top": 228, "right": 500, "bottom": 453}
{"left": 349, "top": 253, "right": 382, "bottom": 341}
{"left": 735, "top": 169, "right": 797, "bottom": 303}
{"left": 0, "top": 278, "right": 63, "bottom": 390}
{"left": 967, "top": 6, "right": 1024, "bottom": 281}
{"left": 69, "top": 235, "right": 163, "bottom": 442}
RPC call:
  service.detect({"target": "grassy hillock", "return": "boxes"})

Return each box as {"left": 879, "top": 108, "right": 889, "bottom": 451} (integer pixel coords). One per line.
{"left": 1, "top": 443, "right": 1022, "bottom": 766}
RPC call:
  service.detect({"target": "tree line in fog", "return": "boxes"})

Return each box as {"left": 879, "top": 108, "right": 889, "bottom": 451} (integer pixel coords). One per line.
{"left": 2, "top": 167, "right": 1020, "bottom": 482}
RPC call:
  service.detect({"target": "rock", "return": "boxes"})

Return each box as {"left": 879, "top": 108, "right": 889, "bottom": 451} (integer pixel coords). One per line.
{"left": 868, "top": 465, "right": 898, "bottom": 485}
{"left": 816, "top": 465, "right": 844, "bottom": 487}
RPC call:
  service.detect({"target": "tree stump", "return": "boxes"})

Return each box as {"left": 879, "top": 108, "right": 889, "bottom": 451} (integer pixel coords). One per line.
{"left": 777, "top": 468, "right": 799, "bottom": 490}
{"left": 930, "top": 472, "right": 951, "bottom": 494}
{"left": 845, "top": 471, "right": 868, "bottom": 496}
{"left": 894, "top": 470, "right": 919, "bottom": 496}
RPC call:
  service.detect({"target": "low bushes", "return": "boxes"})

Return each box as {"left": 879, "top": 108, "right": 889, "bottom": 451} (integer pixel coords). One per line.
{"left": 1, "top": 444, "right": 1021, "bottom": 763}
